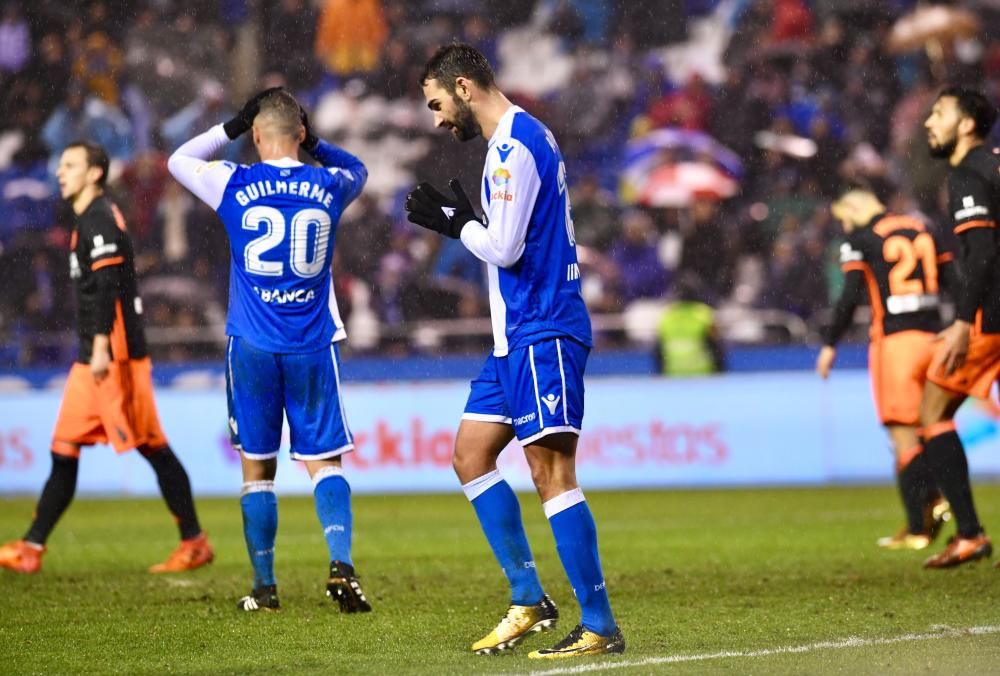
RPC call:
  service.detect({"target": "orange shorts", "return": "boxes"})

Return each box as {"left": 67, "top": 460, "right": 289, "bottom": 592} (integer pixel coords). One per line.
{"left": 51, "top": 357, "right": 168, "bottom": 458}
{"left": 869, "top": 331, "right": 935, "bottom": 426}
{"left": 926, "top": 328, "right": 1000, "bottom": 400}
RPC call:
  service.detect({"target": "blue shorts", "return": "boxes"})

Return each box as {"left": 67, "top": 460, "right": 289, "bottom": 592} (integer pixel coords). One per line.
{"left": 226, "top": 336, "right": 353, "bottom": 461}
{"left": 463, "top": 337, "right": 588, "bottom": 444}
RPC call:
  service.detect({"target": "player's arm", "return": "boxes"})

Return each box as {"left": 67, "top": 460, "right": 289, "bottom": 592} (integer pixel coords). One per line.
{"left": 948, "top": 169, "right": 998, "bottom": 322}
{"left": 460, "top": 141, "right": 540, "bottom": 268}
{"left": 86, "top": 221, "right": 125, "bottom": 381}
{"left": 300, "top": 109, "right": 368, "bottom": 202}
{"left": 817, "top": 240, "right": 866, "bottom": 378}
{"left": 166, "top": 125, "right": 236, "bottom": 210}
{"left": 166, "top": 89, "right": 281, "bottom": 209}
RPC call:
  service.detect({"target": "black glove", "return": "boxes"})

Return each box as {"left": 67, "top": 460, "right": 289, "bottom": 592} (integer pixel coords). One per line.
{"left": 300, "top": 106, "right": 319, "bottom": 153}
{"left": 223, "top": 86, "right": 285, "bottom": 140}
{"left": 404, "top": 178, "right": 477, "bottom": 239}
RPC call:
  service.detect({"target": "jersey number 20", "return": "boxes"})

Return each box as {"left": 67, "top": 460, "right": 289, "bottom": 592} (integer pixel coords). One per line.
{"left": 242, "top": 206, "right": 331, "bottom": 278}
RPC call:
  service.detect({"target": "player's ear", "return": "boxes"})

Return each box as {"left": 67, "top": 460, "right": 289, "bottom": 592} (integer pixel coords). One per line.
{"left": 958, "top": 115, "right": 977, "bottom": 138}
{"left": 455, "top": 77, "right": 472, "bottom": 101}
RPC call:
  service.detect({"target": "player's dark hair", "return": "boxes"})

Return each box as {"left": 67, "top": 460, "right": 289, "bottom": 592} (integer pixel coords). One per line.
{"left": 65, "top": 141, "right": 109, "bottom": 187}
{"left": 937, "top": 86, "right": 998, "bottom": 139}
{"left": 420, "top": 43, "right": 496, "bottom": 94}
{"left": 256, "top": 88, "right": 303, "bottom": 139}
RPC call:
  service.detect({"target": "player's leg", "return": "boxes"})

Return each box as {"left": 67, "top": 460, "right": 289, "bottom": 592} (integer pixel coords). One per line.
{"left": 919, "top": 380, "right": 990, "bottom": 568}
{"left": 505, "top": 338, "right": 622, "bottom": 659}
{"left": 142, "top": 444, "right": 214, "bottom": 573}
{"left": 286, "top": 343, "right": 369, "bottom": 612}
{"left": 878, "top": 425, "right": 948, "bottom": 549}
{"left": 523, "top": 434, "right": 623, "bottom": 659}
{"left": 460, "top": 354, "right": 554, "bottom": 654}
{"left": 0, "top": 448, "right": 80, "bottom": 574}
{"left": 2, "top": 365, "right": 98, "bottom": 574}
{"left": 227, "top": 337, "right": 283, "bottom": 609}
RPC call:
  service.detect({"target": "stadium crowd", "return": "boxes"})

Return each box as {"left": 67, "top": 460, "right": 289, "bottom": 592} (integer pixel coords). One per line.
{"left": 2, "top": 0, "right": 999, "bottom": 364}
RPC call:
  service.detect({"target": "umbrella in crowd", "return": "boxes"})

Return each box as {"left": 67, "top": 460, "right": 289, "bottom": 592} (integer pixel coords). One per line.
{"left": 620, "top": 128, "right": 742, "bottom": 207}
{"left": 634, "top": 161, "right": 739, "bottom": 207}
{"left": 887, "top": 4, "right": 980, "bottom": 53}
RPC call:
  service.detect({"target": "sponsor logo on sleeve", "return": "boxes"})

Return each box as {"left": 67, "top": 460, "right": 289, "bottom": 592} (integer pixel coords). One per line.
{"left": 955, "top": 195, "right": 990, "bottom": 220}
{"left": 497, "top": 143, "right": 514, "bottom": 163}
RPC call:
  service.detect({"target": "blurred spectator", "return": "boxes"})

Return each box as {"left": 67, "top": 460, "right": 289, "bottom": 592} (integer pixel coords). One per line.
{"left": 0, "top": 143, "right": 57, "bottom": 248}
{"left": 655, "top": 273, "right": 723, "bottom": 376}
{"left": 0, "top": 3, "right": 30, "bottom": 75}
{"left": 161, "top": 81, "right": 240, "bottom": 162}
{"left": 262, "top": 0, "right": 319, "bottom": 92}
{"left": 72, "top": 27, "right": 124, "bottom": 104}
{"left": 675, "top": 194, "right": 733, "bottom": 302}
{"left": 609, "top": 209, "right": 668, "bottom": 304}
{"left": 760, "top": 233, "right": 827, "bottom": 319}
{"left": 119, "top": 150, "right": 169, "bottom": 249}
{"left": 41, "top": 82, "right": 134, "bottom": 162}
{"left": 570, "top": 174, "right": 618, "bottom": 250}
{"left": 315, "top": 0, "right": 388, "bottom": 77}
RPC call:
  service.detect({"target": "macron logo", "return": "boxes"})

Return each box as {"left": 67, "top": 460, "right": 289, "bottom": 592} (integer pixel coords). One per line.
{"left": 497, "top": 144, "right": 513, "bottom": 163}
{"left": 543, "top": 394, "right": 561, "bottom": 415}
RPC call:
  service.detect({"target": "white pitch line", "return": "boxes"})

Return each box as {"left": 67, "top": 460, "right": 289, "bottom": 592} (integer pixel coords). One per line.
{"left": 527, "top": 624, "right": 1000, "bottom": 675}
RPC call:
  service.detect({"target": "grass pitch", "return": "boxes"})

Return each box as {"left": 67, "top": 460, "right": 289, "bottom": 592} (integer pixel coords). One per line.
{"left": 3, "top": 485, "right": 1000, "bottom": 674}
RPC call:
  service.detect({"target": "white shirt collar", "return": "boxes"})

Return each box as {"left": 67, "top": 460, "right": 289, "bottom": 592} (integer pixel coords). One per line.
{"left": 263, "top": 157, "right": 303, "bottom": 167}
{"left": 488, "top": 105, "right": 523, "bottom": 148}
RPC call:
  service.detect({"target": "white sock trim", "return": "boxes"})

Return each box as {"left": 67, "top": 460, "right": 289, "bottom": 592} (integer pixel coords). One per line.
{"left": 461, "top": 469, "right": 504, "bottom": 502}
{"left": 543, "top": 488, "right": 586, "bottom": 519}
{"left": 312, "top": 465, "right": 345, "bottom": 489}
{"left": 241, "top": 480, "right": 275, "bottom": 496}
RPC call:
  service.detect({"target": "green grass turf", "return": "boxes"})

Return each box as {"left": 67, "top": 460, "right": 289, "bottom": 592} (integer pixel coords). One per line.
{"left": 3, "top": 485, "right": 1000, "bottom": 674}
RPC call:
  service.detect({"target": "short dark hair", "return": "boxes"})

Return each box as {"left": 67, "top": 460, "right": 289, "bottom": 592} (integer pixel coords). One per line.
{"left": 420, "top": 43, "right": 496, "bottom": 94}
{"left": 65, "top": 141, "right": 110, "bottom": 187}
{"left": 256, "top": 88, "right": 303, "bottom": 139}
{"left": 937, "top": 86, "right": 998, "bottom": 139}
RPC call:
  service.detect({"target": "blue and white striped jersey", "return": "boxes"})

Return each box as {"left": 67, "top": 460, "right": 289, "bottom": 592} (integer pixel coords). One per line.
{"left": 167, "top": 125, "right": 366, "bottom": 353}
{"left": 459, "top": 106, "right": 592, "bottom": 356}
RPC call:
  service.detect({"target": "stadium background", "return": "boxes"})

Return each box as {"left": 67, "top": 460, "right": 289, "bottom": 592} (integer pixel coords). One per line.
{"left": 2, "top": 0, "right": 1000, "bottom": 496}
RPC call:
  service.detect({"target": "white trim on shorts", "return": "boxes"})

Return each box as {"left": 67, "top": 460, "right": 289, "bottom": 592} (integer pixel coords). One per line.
{"left": 462, "top": 412, "right": 514, "bottom": 424}
{"left": 519, "top": 425, "right": 581, "bottom": 446}
{"left": 290, "top": 442, "right": 355, "bottom": 462}
{"left": 556, "top": 338, "right": 569, "bottom": 425}
{"left": 528, "top": 345, "right": 544, "bottom": 423}
{"left": 241, "top": 449, "right": 280, "bottom": 460}
{"left": 329, "top": 343, "right": 353, "bottom": 444}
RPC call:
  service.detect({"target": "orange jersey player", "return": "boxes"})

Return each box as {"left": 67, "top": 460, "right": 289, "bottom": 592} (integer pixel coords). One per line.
{"left": 817, "top": 183, "right": 953, "bottom": 551}
{"left": 918, "top": 86, "right": 1000, "bottom": 569}
{"left": 0, "top": 142, "right": 213, "bottom": 575}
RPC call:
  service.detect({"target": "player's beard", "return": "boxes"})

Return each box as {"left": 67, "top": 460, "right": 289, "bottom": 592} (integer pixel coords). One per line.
{"left": 928, "top": 132, "right": 957, "bottom": 159}
{"left": 449, "top": 96, "right": 481, "bottom": 142}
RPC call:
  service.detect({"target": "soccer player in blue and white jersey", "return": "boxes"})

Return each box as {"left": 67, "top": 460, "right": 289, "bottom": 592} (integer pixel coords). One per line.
{"left": 405, "top": 44, "right": 624, "bottom": 659}
{"left": 167, "top": 88, "right": 372, "bottom": 613}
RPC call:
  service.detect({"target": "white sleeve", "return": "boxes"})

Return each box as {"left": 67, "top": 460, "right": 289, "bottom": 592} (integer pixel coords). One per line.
{"left": 460, "top": 139, "right": 541, "bottom": 268}
{"left": 166, "top": 124, "right": 237, "bottom": 210}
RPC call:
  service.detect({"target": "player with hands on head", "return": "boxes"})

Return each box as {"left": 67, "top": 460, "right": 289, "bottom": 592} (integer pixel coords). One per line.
{"left": 167, "top": 87, "right": 373, "bottom": 611}
{"left": 406, "top": 43, "right": 624, "bottom": 660}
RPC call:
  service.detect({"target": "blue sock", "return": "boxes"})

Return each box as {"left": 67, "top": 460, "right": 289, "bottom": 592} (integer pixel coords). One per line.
{"left": 240, "top": 481, "right": 278, "bottom": 588}
{"left": 545, "top": 489, "right": 616, "bottom": 636}
{"left": 464, "top": 470, "right": 544, "bottom": 606}
{"left": 313, "top": 467, "right": 352, "bottom": 566}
